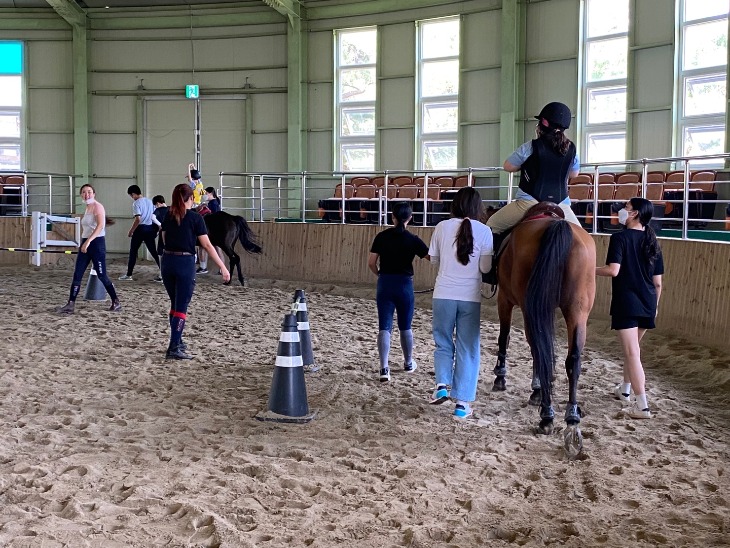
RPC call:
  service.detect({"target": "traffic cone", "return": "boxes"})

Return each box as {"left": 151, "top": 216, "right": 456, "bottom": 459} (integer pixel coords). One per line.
{"left": 293, "top": 289, "right": 318, "bottom": 372}
{"left": 84, "top": 268, "right": 107, "bottom": 301}
{"left": 255, "top": 308, "right": 316, "bottom": 423}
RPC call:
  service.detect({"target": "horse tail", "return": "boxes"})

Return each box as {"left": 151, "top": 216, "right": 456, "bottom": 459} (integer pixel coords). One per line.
{"left": 234, "top": 216, "right": 263, "bottom": 254}
{"left": 523, "top": 220, "right": 573, "bottom": 401}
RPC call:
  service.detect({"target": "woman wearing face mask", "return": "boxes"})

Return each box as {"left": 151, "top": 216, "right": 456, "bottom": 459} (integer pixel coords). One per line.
{"left": 58, "top": 184, "right": 121, "bottom": 314}
{"left": 596, "top": 197, "right": 663, "bottom": 419}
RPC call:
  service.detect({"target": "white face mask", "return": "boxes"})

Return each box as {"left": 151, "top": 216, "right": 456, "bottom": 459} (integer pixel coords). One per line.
{"left": 84, "top": 198, "right": 96, "bottom": 205}
{"left": 618, "top": 208, "right": 630, "bottom": 225}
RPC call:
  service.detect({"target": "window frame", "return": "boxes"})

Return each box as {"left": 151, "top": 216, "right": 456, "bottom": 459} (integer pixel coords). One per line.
{"left": 415, "top": 16, "right": 460, "bottom": 171}
{"left": 333, "top": 27, "right": 377, "bottom": 173}
{"left": 580, "top": 0, "right": 629, "bottom": 164}
{"left": 676, "top": 4, "right": 728, "bottom": 164}
{"left": 0, "top": 41, "right": 23, "bottom": 172}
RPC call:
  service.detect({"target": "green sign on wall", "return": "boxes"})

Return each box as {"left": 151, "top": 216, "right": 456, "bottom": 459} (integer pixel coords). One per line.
{"left": 185, "top": 84, "right": 200, "bottom": 99}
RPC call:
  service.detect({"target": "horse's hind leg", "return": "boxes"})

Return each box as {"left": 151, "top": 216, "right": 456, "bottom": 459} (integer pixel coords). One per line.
{"left": 229, "top": 249, "right": 244, "bottom": 286}
{"left": 563, "top": 314, "right": 587, "bottom": 426}
{"left": 493, "top": 294, "right": 513, "bottom": 391}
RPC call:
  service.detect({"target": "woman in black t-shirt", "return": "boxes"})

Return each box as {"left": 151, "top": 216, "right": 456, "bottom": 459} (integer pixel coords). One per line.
{"left": 368, "top": 202, "right": 429, "bottom": 382}
{"left": 596, "top": 197, "right": 663, "bottom": 419}
{"left": 161, "top": 184, "right": 230, "bottom": 360}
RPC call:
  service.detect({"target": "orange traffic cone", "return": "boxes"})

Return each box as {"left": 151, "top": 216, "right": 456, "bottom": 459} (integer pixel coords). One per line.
{"left": 255, "top": 308, "right": 316, "bottom": 423}
{"left": 84, "top": 268, "right": 107, "bottom": 301}
{"left": 293, "top": 289, "right": 318, "bottom": 372}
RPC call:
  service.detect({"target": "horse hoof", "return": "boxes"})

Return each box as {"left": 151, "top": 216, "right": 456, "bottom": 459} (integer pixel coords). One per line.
{"left": 537, "top": 419, "right": 553, "bottom": 435}
{"left": 564, "top": 425, "right": 583, "bottom": 459}
{"left": 528, "top": 389, "right": 541, "bottom": 406}
{"left": 492, "top": 377, "right": 506, "bottom": 391}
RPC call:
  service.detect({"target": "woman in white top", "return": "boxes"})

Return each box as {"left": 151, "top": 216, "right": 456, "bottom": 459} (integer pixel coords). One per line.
{"left": 428, "top": 187, "right": 493, "bottom": 419}
{"left": 58, "top": 184, "right": 121, "bottom": 314}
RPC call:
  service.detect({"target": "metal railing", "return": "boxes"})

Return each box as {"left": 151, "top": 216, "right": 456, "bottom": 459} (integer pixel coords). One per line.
{"left": 0, "top": 171, "right": 78, "bottom": 217}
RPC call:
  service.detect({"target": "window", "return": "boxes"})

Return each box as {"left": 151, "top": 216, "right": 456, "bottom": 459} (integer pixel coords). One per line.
{"left": 417, "top": 17, "right": 459, "bottom": 170}
{"left": 0, "top": 42, "right": 22, "bottom": 171}
{"left": 581, "top": 0, "right": 628, "bottom": 163}
{"left": 678, "top": 0, "right": 728, "bottom": 163}
{"left": 335, "top": 28, "right": 376, "bottom": 172}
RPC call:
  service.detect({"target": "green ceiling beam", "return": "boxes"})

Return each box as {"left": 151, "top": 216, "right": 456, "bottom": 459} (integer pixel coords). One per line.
{"left": 261, "top": 0, "right": 301, "bottom": 26}
{"left": 87, "top": 11, "right": 283, "bottom": 30}
{"left": 306, "top": 0, "right": 465, "bottom": 20}
{"left": 0, "top": 10, "right": 70, "bottom": 30}
{"left": 45, "top": 0, "right": 86, "bottom": 28}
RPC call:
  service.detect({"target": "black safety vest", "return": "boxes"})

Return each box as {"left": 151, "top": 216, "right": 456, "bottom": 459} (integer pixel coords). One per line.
{"left": 518, "top": 138, "right": 576, "bottom": 203}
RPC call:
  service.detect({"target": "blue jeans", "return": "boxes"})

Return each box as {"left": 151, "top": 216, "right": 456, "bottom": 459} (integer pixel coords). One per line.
{"left": 432, "top": 298, "right": 482, "bottom": 402}
{"left": 376, "top": 274, "right": 414, "bottom": 331}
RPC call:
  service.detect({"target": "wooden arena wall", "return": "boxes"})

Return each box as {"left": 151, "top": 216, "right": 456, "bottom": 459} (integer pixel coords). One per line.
{"left": 242, "top": 223, "right": 730, "bottom": 351}
{"left": 1, "top": 218, "right": 728, "bottom": 350}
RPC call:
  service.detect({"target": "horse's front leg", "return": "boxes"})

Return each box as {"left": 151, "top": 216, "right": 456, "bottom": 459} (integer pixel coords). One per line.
{"left": 492, "top": 294, "right": 512, "bottom": 391}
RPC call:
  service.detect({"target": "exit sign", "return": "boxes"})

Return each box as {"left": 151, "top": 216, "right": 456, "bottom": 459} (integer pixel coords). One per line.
{"left": 185, "top": 84, "right": 199, "bottom": 99}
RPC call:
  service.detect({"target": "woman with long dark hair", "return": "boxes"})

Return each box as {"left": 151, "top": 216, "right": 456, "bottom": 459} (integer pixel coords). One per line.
{"left": 596, "top": 197, "right": 663, "bottom": 419}
{"left": 160, "top": 183, "right": 230, "bottom": 359}
{"left": 58, "top": 184, "right": 121, "bottom": 314}
{"left": 487, "top": 102, "right": 582, "bottom": 235}
{"left": 368, "top": 202, "right": 429, "bottom": 382}
{"left": 428, "top": 187, "right": 493, "bottom": 419}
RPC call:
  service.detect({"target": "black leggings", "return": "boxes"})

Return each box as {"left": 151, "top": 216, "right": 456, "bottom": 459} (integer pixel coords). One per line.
{"left": 69, "top": 237, "right": 118, "bottom": 302}
{"left": 126, "top": 224, "right": 160, "bottom": 275}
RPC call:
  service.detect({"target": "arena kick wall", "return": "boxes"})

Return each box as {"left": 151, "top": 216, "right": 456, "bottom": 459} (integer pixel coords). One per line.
{"left": 1, "top": 219, "right": 727, "bottom": 351}
{"left": 242, "top": 223, "right": 730, "bottom": 353}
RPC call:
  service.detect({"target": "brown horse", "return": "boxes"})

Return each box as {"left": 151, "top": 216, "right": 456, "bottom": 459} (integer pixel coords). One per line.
{"left": 492, "top": 204, "right": 595, "bottom": 457}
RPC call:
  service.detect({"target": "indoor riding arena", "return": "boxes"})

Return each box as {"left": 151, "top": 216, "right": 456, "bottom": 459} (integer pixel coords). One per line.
{"left": 0, "top": 1, "right": 729, "bottom": 547}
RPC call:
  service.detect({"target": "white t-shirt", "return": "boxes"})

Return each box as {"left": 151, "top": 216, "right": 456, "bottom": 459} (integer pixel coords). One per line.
{"left": 429, "top": 217, "right": 493, "bottom": 302}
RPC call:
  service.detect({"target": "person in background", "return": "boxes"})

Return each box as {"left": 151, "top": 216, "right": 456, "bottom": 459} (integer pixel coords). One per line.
{"left": 119, "top": 185, "right": 160, "bottom": 281}
{"left": 428, "top": 187, "right": 493, "bottom": 420}
{"left": 187, "top": 163, "right": 205, "bottom": 207}
{"left": 368, "top": 202, "right": 429, "bottom": 382}
{"left": 196, "top": 187, "right": 222, "bottom": 274}
{"left": 205, "top": 187, "right": 221, "bottom": 213}
{"left": 160, "top": 183, "right": 230, "bottom": 360}
{"left": 58, "top": 184, "right": 121, "bottom": 314}
{"left": 151, "top": 194, "right": 168, "bottom": 282}
{"left": 596, "top": 197, "right": 663, "bottom": 419}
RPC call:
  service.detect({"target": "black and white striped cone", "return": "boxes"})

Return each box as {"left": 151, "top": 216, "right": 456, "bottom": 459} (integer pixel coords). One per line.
{"left": 84, "top": 268, "right": 107, "bottom": 301}
{"left": 255, "top": 310, "right": 316, "bottom": 423}
{"left": 293, "top": 289, "right": 318, "bottom": 372}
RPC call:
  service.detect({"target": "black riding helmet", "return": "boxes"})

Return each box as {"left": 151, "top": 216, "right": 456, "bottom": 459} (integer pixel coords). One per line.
{"left": 535, "top": 102, "right": 571, "bottom": 130}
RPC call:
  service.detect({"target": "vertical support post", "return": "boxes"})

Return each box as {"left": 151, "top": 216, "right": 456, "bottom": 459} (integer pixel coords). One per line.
{"left": 48, "top": 174, "right": 53, "bottom": 216}
{"left": 682, "top": 159, "right": 690, "bottom": 240}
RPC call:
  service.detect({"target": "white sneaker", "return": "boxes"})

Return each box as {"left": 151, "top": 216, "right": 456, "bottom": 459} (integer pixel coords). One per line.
{"left": 625, "top": 402, "right": 651, "bottom": 419}
{"left": 613, "top": 384, "right": 630, "bottom": 404}
{"left": 118, "top": 274, "right": 133, "bottom": 281}
{"left": 404, "top": 359, "right": 417, "bottom": 373}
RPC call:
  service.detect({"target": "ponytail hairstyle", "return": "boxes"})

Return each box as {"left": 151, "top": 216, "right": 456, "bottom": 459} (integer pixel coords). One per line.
{"left": 536, "top": 120, "right": 573, "bottom": 156}
{"left": 205, "top": 186, "right": 218, "bottom": 200}
{"left": 392, "top": 202, "right": 412, "bottom": 232}
{"left": 170, "top": 183, "right": 193, "bottom": 225}
{"left": 629, "top": 197, "right": 661, "bottom": 268}
{"left": 451, "top": 186, "right": 484, "bottom": 266}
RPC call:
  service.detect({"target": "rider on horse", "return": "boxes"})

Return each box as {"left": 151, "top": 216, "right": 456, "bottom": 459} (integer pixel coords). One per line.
{"left": 483, "top": 102, "right": 582, "bottom": 285}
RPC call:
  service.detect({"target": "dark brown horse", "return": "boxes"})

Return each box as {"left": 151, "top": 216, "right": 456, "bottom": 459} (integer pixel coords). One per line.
{"left": 203, "top": 211, "right": 262, "bottom": 286}
{"left": 492, "top": 204, "right": 595, "bottom": 457}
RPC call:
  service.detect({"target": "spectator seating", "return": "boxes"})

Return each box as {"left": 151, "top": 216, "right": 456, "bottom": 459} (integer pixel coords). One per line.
{"left": 0, "top": 175, "right": 24, "bottom": 215}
